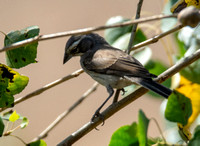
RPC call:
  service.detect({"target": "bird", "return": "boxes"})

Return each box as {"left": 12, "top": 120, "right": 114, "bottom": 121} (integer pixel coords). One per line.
{"left": 63, "top": 33, "right": 172, "bottom": 122}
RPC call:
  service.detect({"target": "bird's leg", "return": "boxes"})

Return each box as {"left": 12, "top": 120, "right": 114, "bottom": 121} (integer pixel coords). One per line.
{"left": 112, "top": 89, "right": 121, "bottom": 103}
{"left": 112, "top": 88, "right": 127, "bottom": 103}
{"left": 121, "top": 88, "right": 127, "bottom": 95}
{"left": 91, "top": 85, "right": 114, "bottom": 125}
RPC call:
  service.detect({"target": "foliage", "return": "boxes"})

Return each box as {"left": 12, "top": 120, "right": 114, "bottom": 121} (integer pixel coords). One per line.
{"left": 5, "top": 26, "right": 39, "bottom": 69}
{"left": 27, "top": 140, "right": 47, "bottom": 146}
{"left": 109, "top": 110, "right": 165, "bottom": 146}
{"left": 109, "top": 122, "right": 138, "bottom": 146}
{"left": 165, "top": 90, "right": 192, "bottom": 125}
{"left": 0, "top": 26, "right": 44, "bottom": 145}
{"left": 0, "top": 63, "right": 29, "bottom": 108}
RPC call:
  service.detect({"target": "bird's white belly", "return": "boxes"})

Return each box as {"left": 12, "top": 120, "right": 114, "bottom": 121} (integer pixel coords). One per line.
{"left": 80, "top": 60, "right": 133, "bottom": 89}
{"left": 89, "top": 72, "right": 132, "bottom": 89}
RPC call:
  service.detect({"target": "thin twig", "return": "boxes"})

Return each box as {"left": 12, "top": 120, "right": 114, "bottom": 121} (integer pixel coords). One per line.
{"left": 57, "top": 48, "right": 200, "bottom": 146}
{"left": 0, "top": 69, "right": 84, "bottom": 112}
{"left": 113, "top": 0, "right": 144, "bottom": 103}
{"left": 126, "top": 0, "right": 144, "bottom": 54}
{"left": 32, "top": 82, "right": 99, "bottom": 142}
{"left": 10, "top": 135, "right": 27, "bottom": 145}
{"left": 0, "top": 14, "right": 176, "bottom": 53}
{"left": 131, "top": 24, "right": 184, "bottom": 51}
{"left": 150, "top": 118, "right": 166, "bottom": 144}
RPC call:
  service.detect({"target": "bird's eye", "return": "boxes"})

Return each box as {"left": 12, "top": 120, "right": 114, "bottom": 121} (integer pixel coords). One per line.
{"left": 70, "top": 47, "right": 78, "bottom": 54}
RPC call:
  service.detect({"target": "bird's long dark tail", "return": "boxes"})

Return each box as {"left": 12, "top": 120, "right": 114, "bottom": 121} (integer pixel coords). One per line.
{"left": 125, "top": 76, "right": 172, "bottom": 98}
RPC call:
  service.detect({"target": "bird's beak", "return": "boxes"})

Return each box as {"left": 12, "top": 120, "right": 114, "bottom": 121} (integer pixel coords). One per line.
{"left": 63, "top": 36, "right": 83, "bottom": 64}
{"left": 63, "top": 53, "right": 72, "bottom": 64}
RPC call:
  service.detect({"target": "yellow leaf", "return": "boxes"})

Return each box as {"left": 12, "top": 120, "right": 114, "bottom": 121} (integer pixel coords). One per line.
{"left": 9, "top": 111, "right": 20, "bottom": 122}
{"left": 171, "top": 0, "right": 200, "bottom": 13}
{"left": 176, "top": 76, "right": 200, "bottom": 128}
{"left": 175, "top": 75, "right": 200, "bottom": 140}
{"left": 185, "top": 0, "right": 200, "bottom": 8}
{"left": 178, "top": 123, "right": 192, "bottom": 142}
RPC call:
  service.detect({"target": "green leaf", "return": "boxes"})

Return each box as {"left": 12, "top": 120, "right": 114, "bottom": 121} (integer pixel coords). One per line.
{"left": 7, "top": 70, "right": 29, "bottom": 95}
{"left": 0, "top": 116, "right": 5, "bottom": 137}
{"left": 5, "top": 26, "right": 40, "bottom": 69}
{"left": 0, "top": 63, "right": 29, "bottom": 95}
{"left": 28, "top": 139, "right": 47, "bottom": 146}
{"left": 165, "top": 90, "right": 192, "bottom": 125}
{"left": 109, "top": 122, "right": 138, "bottom": 146}
{"left": 9, "top": 110, "right": 20, "bottom": 122}
{"left": 138, "top": 109, "right": 150, "bottom": 146}
{"left": 145, "top": 60, "right": 167, "bottom": 76}
{"left": 134, "top": 28, "right": 147, "bottom": 44}
{"left": 104, "top": 16, "right": 133, "bottom": 45}
{"left": 145, "top": 60, "right": 171, "bottom": 97}
{"left": 188, "top": 125, "right": 200, "bottom": 146}
{"left": 0, "top": 64, "right": 29, "bottom": 108}
{"left": 0, "top": 64, "right": 14, "bottom": 108}
{"left": 20, "top": 117, "right": 29, "bottom": 129}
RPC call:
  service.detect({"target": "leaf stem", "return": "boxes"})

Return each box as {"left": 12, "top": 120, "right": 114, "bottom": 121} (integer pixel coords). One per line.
{"left": 10, "top": 134, "right": 27, "bottom": 145}
{"left": 151, "top": 118, "right": 166, "bottom": 143}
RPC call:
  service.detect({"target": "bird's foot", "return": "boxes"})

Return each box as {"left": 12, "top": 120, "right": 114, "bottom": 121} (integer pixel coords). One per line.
{"left": 121, "top": 88, "right": 127, "bottom": 95}
{"left": 91, "top": 111, "right": 105, "bottom": 126}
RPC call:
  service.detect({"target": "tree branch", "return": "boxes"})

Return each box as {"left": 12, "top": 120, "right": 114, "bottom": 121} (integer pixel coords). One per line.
{"left": 131, "top": 24, "right": 184, "bottom": 51}
{"left": 0, "top": 69, "right": 84, "bottom": 112}
{"left": 32, "top": 82, "right": 99, "bottom": 141}
{"left": 0, "top": 14, "right": 176, "bottom": 53}
{"left": 57, "top": 48, "right": 200, "bottom": 146}
{"left": 126, "top": 0, "right": 143, "bottom": 54}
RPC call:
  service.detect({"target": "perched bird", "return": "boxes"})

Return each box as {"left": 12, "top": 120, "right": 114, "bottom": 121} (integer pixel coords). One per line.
{"left": 63, "top": 33, "right": 172, "bottom": 121}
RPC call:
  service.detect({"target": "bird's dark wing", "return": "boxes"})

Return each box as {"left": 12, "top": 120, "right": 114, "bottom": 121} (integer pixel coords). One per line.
{"left": 83, "top": 48, "right": 156, "bottom": 79}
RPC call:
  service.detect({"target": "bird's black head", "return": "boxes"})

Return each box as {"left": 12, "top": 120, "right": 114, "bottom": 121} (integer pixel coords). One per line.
{"left": 63, "top": 33, "right": 108, "bottom": 64}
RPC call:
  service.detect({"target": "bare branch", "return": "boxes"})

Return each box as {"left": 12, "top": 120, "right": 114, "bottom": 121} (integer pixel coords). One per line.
{"left": 0, "top": 69, "right": 84, "bottom": 112}
{"left": 131, "top": 24, "right": 184, "bottom": 51}
{"left": 0, "top": 14, "right": 176, "bottom": 53}
{"left": 126, "top": 0, "right": 143, "bottom": 54}
{"left": 57, "top": 48, "right": 200, "bottom": 146}
{"left": 32, "top": 82, "right": 99, "bottom": 142}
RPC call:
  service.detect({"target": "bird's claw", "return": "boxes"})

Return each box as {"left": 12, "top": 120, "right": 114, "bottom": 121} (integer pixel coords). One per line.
{"left": 91, "top": 111, "right": 105, "bottom": 126}
{"left": 121, "top": 88, "right": 127, "bottom": 95}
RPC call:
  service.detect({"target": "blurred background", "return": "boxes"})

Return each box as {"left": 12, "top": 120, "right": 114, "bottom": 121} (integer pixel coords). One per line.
{"left": 0, "top": 0, "right": 171, "bottom": 145}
